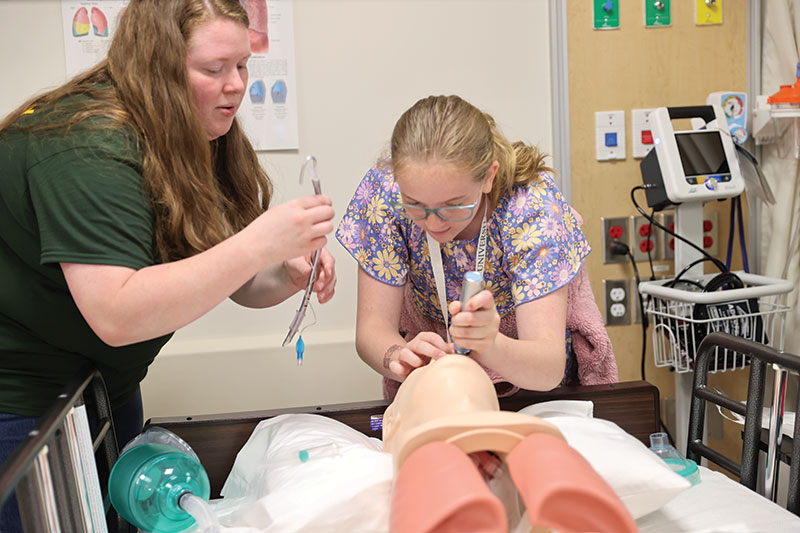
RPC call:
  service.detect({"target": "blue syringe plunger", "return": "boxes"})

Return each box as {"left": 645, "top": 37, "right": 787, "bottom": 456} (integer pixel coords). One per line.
{"left": 296, "top": 335, "right": 304, "bottom": 366}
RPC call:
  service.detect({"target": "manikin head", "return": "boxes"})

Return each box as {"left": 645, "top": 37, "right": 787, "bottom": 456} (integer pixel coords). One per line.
{"left": 386, "top": 356, "right": 638, "bottom": 533}
{"left": 382, "top": 354, "right": 563, "bottom": 470}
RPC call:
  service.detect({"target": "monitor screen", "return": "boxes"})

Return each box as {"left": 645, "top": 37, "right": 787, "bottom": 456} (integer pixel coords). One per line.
{"left": 674, "top": 131, "right": 730, "bottom": 178}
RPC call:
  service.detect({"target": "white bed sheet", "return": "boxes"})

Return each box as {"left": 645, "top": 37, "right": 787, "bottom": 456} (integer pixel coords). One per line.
{"left": 208, "top": 403, "right": 800, "bottom": 532}
{"left": 637, "top": 466, "right": 800, "bottom": 533}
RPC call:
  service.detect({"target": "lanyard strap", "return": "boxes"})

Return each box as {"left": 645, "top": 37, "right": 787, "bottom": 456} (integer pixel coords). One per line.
{"left": 425, "top": 205, "right": 488, "bottom": 342}
{"left": 427, "top": 231, "right": 452, "bottom": 342}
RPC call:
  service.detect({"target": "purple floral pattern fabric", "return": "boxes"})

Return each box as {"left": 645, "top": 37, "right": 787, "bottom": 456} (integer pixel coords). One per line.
{"left": 336, "top": 165, "right": 591, "bottom": 323}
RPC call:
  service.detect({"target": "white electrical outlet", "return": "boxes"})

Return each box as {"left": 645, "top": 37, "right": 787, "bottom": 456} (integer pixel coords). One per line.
{"left": 609, "top": 287, "right": 626, "bottom": 302}
{"left": 603, "top": 279, "right": 631, "bottom": 326}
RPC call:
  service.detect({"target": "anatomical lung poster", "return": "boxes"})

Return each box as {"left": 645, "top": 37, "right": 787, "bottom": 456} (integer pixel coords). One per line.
{"left": 237, "top": 0, "right": 299, "bottom": 151}
{"left": 61, "top": 0, "right": 298, "bottom": 151}
{"left": 61, "top": 1, "right": 127, "bottom": 80}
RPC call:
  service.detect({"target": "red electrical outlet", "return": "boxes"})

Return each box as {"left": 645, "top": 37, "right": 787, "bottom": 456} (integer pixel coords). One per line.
{"left": 631, "top": 215, "right": 658, "bottom": 262}
{"left": 601, "top": 217, "right": 630, "bottom": 264}
{"left": 703, "top": 210, "right": 718, "bottom": 257}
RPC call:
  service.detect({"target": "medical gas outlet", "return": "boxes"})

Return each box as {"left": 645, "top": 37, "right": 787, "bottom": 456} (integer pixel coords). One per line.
{"left": 596, "top": 111, "right": 626, "bottom": 161}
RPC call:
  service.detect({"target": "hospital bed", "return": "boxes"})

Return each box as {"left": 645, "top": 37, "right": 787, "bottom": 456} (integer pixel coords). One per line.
{"left": 3, "top": 333, "right": 800, "bottom": 531}
{"left": 148, "top": 379, "right": 660, "bottom": 499}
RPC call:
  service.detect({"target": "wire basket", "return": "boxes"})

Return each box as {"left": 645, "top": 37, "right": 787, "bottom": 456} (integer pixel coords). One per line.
{"left": 639, "top": 272, "right": 793, "bottom": 373}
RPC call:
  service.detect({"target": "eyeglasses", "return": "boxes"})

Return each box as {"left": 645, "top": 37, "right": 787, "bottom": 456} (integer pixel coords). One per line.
{"left": 282, "top": 155, "right": 322, "bottom": 354}
{"left": 389, "top": 190, "right": 482, "bottom": 222}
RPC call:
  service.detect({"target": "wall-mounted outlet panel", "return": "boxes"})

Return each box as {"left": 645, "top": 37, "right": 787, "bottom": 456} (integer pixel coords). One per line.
{"left": 603, "top": 279, "right": 631, "bottom": 326}
{"left": 656, "top": 209, "right": 717, "bottom": 263}
{"left": 659, "top": 211, "right": 675, "bottom": 261}
{"left": 703, "top": 210, "right": 719, "bottom": 258}
{"left": 631, "top": 215, "right": 659, "bottom": 262}
{"left": 632, "top": 285, "right": 648, "bottom": 324}
{"left": 601, "top": 216, "right": 631, "bottom": 264}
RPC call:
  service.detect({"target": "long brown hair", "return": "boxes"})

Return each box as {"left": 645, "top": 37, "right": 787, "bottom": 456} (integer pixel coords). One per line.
{"left": 390, "top": 95, "right": 552, "bottom": 208}
{"left": 0, "top": 0, "right": 271, "bottom": 263}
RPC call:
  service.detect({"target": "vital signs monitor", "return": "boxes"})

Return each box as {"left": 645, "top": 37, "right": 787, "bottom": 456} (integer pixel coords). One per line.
{"left": 640, "top": 105, "right": 744, "bottom": 211}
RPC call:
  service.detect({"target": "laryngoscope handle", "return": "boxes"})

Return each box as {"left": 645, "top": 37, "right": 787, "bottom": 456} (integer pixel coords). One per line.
{"left": 454, "top": 271, "right": 484, "bottom": 355}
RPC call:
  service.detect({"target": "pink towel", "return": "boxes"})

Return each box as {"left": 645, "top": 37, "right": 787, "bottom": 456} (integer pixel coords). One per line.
{"left": 566, "top": 265, "right": 618, "bottom": 386}
{"left": 566, "top": 208, "right": 618, "bottom": 385}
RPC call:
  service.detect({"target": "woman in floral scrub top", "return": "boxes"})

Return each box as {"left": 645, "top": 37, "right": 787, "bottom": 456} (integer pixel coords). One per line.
{"left": 336, "top": 95, "right": 591, "bottom": 399}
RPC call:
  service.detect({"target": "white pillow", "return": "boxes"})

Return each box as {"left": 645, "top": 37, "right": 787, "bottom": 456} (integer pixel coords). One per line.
{"left": 517, "top": 399, "right": 594, "bottom": 419}
{"left": 518, "top": 403, "right": 690, "bottom": 519}
{"left": 217, "top": 414, "right": 393, "bottom": 532}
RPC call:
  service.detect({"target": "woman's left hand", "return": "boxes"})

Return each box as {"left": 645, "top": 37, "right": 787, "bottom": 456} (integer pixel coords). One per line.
{"left": 448, "top": 289, "right": 500, "bottom": 357}
{"left": 285, "top": 248, "right": 337, "bottom": 303}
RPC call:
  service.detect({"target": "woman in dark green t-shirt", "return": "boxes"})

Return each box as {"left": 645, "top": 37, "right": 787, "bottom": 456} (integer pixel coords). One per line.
{"left": 0, "top": 2, "right": 336, "bottom": 530}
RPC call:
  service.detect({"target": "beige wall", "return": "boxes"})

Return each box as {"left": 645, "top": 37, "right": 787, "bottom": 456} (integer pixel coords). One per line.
{"left": 566, "top": 0, "right": 750, "bottom": 460}
{"left": 0, "top": 0, "right": 554, "bottom": 420}
{"left": 0, "top": 1, "right": 758, "bottom": 448}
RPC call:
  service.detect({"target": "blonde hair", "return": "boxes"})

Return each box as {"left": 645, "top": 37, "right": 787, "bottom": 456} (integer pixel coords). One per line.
{"left": 390, "top": 95, "right": 552, "bottom": 207}
{"left": 0, "top": 0, "right": 271, "bottom": 263}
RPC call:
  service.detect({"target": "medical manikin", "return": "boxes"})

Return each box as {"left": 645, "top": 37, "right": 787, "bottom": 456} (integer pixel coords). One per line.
{"left": 382, "top": 355, "right": 637, "bottom": 533}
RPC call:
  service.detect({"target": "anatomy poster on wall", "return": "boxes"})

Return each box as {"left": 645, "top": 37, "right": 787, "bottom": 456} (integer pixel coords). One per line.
{"left": 238, "top": 0, "right": 299, "bottom": 150}
{"left": 61, "top": 0, "right": 127, "bottom": 79}
{"left": 61, "top": 0, "right": 299, "bottom": 151}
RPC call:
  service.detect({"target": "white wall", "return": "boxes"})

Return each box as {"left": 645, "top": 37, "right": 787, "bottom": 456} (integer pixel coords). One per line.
{"left": 0, "top": 0, "right": 552, "bottom": 419}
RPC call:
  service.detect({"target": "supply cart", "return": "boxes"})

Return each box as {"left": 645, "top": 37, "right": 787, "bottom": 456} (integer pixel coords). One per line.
{"left": 640, "top": 271, "right": 793, "bottom": 373}
{"left": 640, "top": 270, "right": 794, "bottom": 500}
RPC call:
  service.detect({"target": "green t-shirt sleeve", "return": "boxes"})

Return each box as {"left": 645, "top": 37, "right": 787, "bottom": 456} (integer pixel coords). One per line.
{"left": 28, "top": 145, "right": 155, "bottom": 269}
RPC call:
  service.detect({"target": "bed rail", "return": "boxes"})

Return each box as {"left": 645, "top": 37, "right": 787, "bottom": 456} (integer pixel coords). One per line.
{"left": 687, "top": 331, "right": 800, "bottom": 515}
{"left": 0, "top": 365, "right": 129, "bottom": 532}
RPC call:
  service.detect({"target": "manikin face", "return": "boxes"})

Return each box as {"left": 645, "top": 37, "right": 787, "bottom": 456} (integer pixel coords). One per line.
{"left": 186, "top": 18, "right": 251, "bottom": 140}
{"left": 394, "top": 160, "right": 498, "bottom": 243}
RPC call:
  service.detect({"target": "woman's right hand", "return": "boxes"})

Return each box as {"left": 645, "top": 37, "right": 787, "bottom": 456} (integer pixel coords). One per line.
{"left": 384, "top": 332, "right": 454, "bottom": 380}
{"left": 247, "top": 195, "right": 335, "bottom": 264}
